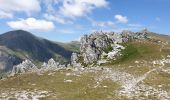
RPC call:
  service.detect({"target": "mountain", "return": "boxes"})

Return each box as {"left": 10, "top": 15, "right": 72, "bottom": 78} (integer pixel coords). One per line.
{"left": 0, "top": 30, "right": 79, "bottom": 74}
{"left": 0, "top": 30, "right": 170, "bottom": 99}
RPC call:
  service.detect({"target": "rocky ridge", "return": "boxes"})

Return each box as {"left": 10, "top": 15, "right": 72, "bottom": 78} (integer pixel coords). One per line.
{"left": 6, "top": 29, "right": 149, "bottom": 76}
{"left": 10, "top": 58, "right": 67, "bottom": 76}
{"left": 71, "top": 29, "right": 148, "bottom": 67}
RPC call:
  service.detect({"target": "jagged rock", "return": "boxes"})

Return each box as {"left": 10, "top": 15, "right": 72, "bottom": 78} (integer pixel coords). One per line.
{"left": 80, "top": 31, "right": 114, "bottom": 64}
{"left": 83, "top": 45, "right": 99, "bottom": 64}
{"left": 11, "top": 60, "right": 37, "bottom": 76}
{"left": 41, "top": 58, "right": 66, "bottom": 71}
{"left": 71, "top": 53, "right": 78, "bottom": 64}
{"left": 107, "top": 44, "right": 125, "bottom": 59}
{"left": 73, "top": 30, "right": 148, "bottom": 66}
{"left": 121, "top": 29, "right": 148, "bottom": 42}
{"left": 107, "top": 32, "right": 122, "bottom": 43}
{"left": 71, "top": 53, "right": 82, "bottom": 68}
{"left": 47, "top": 58, "right": 60, "bottom": 68}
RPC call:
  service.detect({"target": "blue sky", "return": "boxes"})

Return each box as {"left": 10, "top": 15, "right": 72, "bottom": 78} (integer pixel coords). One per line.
{"left": 0, "top": 0, "right": 169, "bottom": 42}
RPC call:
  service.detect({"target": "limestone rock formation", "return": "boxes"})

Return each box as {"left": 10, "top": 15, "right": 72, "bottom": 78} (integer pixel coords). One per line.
{"left": 71, "top": 29, "right": 148, "bottom": 66}
{"left": 11, "top": 60, "right": 37, "bottom": 76}
{"left": 121, "top": 29, "right": 148, "bottom": 42}
{"left": 71, "top": 53, "right": 82, "bottom": 68}
{"left": 79, "top": 31, "right": 114, "bottom": 64}
{"left": 41, "top": 58, "right": 66, "bottom": 70}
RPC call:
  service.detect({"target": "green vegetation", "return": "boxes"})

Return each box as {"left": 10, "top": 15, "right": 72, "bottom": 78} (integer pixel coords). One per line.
{"left": 103, "top": 45, "right": 113, "bottom": 53}
{"left": 1, "top": 33, "right": 170, "bottom": 99}
{"left": 110, "top": 41, "right": 169, "bottom": 64}
{"left": 57, "top": 41, "right": 80, "bottom": 53}
{"left": 0, "top": 70, "right": 125, "bottom": 100}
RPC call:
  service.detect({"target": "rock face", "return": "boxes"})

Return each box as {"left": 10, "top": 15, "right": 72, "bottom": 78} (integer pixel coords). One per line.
{"left": 71, "top": 29, "right": 149, "bottom": 66}
{"left": 11, "top": 60, "right": 37, "bottom": 76}
{"left": 46, "top": 58, "right": 60, "bottom": 68}
{"left": 122, "top": 29, "right": 148, "bottom": 42}
{"left": 41, "top": 58, "right": 66, "bottom": 70}
{"left": 10, "top": 58, "right": 67, "bottom": 76}
{"left": 80, "top": 31, "right": 114, "bottom": 64}
{"left": 71, "top": 53, "right": 82, "bottom": 68}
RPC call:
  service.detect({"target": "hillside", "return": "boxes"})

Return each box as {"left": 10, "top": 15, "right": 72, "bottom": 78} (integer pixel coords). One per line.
{"left": 57, "top": 41, "right": 80, "bottom": 53}
{"left": 0, "top": 30, "right": 170, "bottom": 100}
{"left": 0, "top": 30, "right": 79, "bottom": 74}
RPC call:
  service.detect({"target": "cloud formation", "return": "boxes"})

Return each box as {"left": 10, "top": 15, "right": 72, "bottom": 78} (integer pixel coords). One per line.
{"left": 43, "top": 0, "right": 109, "bottom": 24}
{"left": 0, "top": 0, "right": 40, "bottom": 12}
{"left": 0, "top": 0, "right": 41, "bottom": 17}
{"left": 59, "top": 0, "right": 108, "bottom": 18}
{"left": 92, "top": 20, "right": 114, "bottom": 27}
{"left": 7, "top": 18, "right": 55, "bottom": 31}
{"left": 44, "top": 13, "right": 73, "bottom": 24}
{"left": 115, "top": 15, "right": 128, "bottom": 23}
{"left": 0, "top": 11, "right": 13, "bottom": 19}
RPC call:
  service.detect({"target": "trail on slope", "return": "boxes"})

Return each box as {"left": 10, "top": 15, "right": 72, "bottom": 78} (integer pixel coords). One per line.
{"left": 96, "top": 57, "right": 170, "bottom": 99}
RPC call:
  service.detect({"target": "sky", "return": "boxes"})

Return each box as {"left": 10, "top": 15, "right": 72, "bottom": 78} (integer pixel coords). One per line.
{"left": 0, "top": 0, "right": 170, "bottom": 42}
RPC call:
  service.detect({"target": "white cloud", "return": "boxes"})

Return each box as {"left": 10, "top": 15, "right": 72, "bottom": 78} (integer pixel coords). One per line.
{"left": 59, "top": 0, "right": 108, "bottom": 18}
{"left": 44, "top": 13, "right": 73, "bottom": 24}
{"left": 0, "top": 11, "right": 13, "bottom": 19}
{"left": 92, "top": 20, "right": 114, "bottom": 27}
{"left": 88, "top": 17, "right": 114, "bottom": 27}
{"left": 42, "top": 0, "right": 109, "bottom": 24}
{"left": 0, "top": 0, "right": 41, "bottom": 15}
{"left": 115, "top": 15, "right": 128, "bottom": 23}
{"left": 7, "top": 18, "right": 55, "bottom": 31}
{"left": 128, "top": 24, "right": 142, "bottom": 27}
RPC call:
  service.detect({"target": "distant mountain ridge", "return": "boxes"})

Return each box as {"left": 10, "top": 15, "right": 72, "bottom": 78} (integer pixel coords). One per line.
{"left": 0, "top": 30, "right": 79, "bottom": 74}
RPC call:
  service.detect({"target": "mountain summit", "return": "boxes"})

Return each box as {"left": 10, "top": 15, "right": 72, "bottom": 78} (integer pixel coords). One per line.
{"left": 0, "top": 30, "right": 75, "bottom": 73}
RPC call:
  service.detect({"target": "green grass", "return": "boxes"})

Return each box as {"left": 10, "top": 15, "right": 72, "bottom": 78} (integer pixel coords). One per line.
{"left": 109, "top": 41, "right": 170, "bottom": 65}
{"left": 103, "top": 45, "right": 113, "bottom": 53}
{"left": 1, "top": 37, "right": 170, "bottom": 99}
{"left": 103, "top": 40, "right": 170, "bottom": 76}
{"left": 0, "top": 70, "right": 126, "bottom": 100}
{"left": 144, "top": 64, "right": 170, "bottom": 92}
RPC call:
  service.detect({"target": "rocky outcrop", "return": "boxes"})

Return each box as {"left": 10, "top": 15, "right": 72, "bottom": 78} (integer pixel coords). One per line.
{"left": 41, "top": 58, "right": 66, "bottom": 71}
{"left": 9, "top": 29, "right": 149, "bottom": 76}
{"left": 122, "top": 29, "right": 148, "bottom": 42}
{"left": 70, "top": 53, "right": 82, "bottom": 68}
{"left": 11, "top": 60, "right": 37, "bottom": 76}
{"left": 71, "top": 29, "right": 149, "bottom": 66}
{"left": 79, "top": 31, "right": 114, "bottom": 64}
{"left": 107, "top": 44, "right": 125, "bottom": 59}
{"left": 10, "top": 58, "right": 67, "bottom": 76}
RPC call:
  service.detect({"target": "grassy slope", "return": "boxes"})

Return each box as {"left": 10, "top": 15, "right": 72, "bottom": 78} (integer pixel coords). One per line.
{"left": 0, "top": 70, "right": 126, "bottom": 100}
{"left": 0, "top": 33, "right": 170, "bottom": 99}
